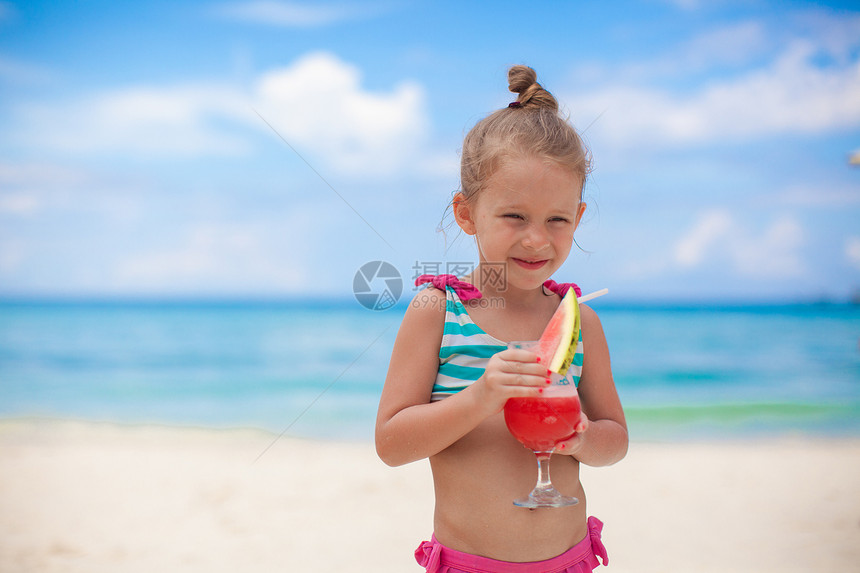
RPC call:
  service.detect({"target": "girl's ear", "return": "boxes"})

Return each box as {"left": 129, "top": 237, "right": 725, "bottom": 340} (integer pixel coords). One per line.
{"left": 573, "top": 201, "right": 587, "bottom": 232}
{"left": 452, "top": 192, "right": 477, "bottom": 235}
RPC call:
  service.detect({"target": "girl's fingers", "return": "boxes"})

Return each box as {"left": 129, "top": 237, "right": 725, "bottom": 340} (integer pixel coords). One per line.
{"left": 513, "top": 375, "right": 551, "bottom": 388}
{"left": 556, "top": 436, "right": 581, "bottom": 455}
{"left": 501, "top": 368, "right": 549, "bottom": 387}
{"left": 502, "top": 382, "right": 552, "bottom": 398}
{"left": 497, "top": 355, "right": 549, "bottom": 381}
{"left": 575, "top": 413, "right": 589, "bottom": 433}
{"left": 556, "top": 416, "right": 589, "bottom": 455}
{"left": 500, "top": 348, "right": 542, "bottom": 364}
{"left": 481, "top": 351, "right": 550, "bottom": 404}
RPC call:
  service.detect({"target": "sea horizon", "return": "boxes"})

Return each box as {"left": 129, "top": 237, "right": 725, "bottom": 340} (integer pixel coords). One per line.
{"left": 1, "top": 292, "right": 858, "bottom": 309}
{"left": 2, "top": 297, "right": 858, "bottom": 443}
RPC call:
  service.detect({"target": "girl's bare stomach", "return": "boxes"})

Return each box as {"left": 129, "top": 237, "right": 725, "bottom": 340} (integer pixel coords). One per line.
{"left": 429, "top": 413, "right": 588, "bottom": 562}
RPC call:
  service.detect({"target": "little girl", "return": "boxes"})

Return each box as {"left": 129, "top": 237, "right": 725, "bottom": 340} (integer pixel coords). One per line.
{"left": 376, "top": 65, "right": 627, "bottom": 572}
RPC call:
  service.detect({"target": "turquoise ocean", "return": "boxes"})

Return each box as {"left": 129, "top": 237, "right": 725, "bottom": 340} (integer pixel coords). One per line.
{"left": 1, "top": 299, "right": 859, "bottom": 442}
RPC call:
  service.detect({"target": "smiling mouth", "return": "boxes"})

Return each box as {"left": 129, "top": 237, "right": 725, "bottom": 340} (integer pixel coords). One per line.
{"left": 512, "top": 258, "right": 548, "bottom": 270}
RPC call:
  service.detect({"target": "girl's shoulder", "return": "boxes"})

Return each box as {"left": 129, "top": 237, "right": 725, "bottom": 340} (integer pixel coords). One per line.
{"left": 579, "top": 303, "right": 608, "bottom": 346}
{"left": 391, "top": 288, "right": 447, "bottom": 363}
{"left": 409, "top": 283, "right": 448, "bottom": 316}
{"left": 579, "top": 303, "right": 601, "bottom": 327}
{"left": 408, "top": 274, "right": 480, "bottom": 322}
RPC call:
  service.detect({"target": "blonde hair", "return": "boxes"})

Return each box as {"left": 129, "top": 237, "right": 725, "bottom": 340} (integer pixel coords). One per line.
{"left": 459, "top": 65, "right": 591, "bottom": 203}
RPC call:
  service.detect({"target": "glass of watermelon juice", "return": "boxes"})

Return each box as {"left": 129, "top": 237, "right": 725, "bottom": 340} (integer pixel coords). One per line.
{"left": 504, "top": 341, "right": 581, "bottom": 508}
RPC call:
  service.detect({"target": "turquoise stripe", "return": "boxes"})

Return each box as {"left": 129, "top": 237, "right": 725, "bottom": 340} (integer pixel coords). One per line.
{"left": 443, "top": 321, "right": 487, "bottom": 337}
{"left": 432, "top": 384, "right": 467, "bottom": 395}
{"left": 439, "top": 344, "right": 504, "bottom": 360}
{"left": 438, "top": 362, "right": 485, "bottom": 381}
{"left": 432, "top": 282, "right": 587, "bottom": 396}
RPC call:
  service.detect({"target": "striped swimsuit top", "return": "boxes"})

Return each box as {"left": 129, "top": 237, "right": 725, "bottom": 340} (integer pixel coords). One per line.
{"left": 424, "top": 277, "right": 584, "bottom": 402}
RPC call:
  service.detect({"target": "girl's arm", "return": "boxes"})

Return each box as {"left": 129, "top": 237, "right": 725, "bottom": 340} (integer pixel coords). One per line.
{"left": 375, "top": 288, "right": 547, "bottom": 467}
{"left": 557, "top": 304, "right": 628, "bottom": 466}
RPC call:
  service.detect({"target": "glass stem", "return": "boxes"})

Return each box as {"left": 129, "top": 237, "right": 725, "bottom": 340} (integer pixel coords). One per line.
{"left": 534, "top": 451, "right": 554, "bottom": 493}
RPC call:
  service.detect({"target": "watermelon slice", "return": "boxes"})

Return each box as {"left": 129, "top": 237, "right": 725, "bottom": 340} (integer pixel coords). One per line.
{"left": 535, "top": 289, "right": 581, "bottom": 375}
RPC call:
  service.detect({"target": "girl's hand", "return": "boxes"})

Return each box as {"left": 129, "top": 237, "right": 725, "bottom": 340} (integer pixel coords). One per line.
{"left": 473, "top": 349, "right": 550, "bottom": 415}
{"left": 555, "top": 410, "right": 590, "bottom": 457}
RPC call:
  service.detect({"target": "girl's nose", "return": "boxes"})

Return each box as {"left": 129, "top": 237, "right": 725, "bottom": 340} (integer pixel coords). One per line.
{"left": 522, "top": 224, "right": 550, "bottom": 251}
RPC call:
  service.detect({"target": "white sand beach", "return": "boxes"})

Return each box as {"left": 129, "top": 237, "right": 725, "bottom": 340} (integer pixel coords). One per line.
{"left": 1, "top": 419, "right": 858, "bottom": 572}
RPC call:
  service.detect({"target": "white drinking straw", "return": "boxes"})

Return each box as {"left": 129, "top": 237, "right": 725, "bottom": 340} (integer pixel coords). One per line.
{"left": 577, "top": 288, "right": 609, "bottom": 304}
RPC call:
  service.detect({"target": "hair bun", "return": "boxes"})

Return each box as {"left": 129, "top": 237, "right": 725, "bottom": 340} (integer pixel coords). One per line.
{"left": 507, "top": 65, "right": 558, "bottom": 112}
{"left": 507, "top": 65, "right": 537, "bottom": 93}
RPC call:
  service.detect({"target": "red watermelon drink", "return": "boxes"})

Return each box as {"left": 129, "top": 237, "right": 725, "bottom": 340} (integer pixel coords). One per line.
{"left": 502, "top": 288, "right": 606, "bottom": 508}
{"left": 504, "top": 384, "right": 581, "bottom": 451}
{"left": 505, "top": 339, "right": 581, "bottom": 508}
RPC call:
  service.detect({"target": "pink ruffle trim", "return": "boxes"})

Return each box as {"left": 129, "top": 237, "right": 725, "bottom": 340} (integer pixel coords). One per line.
{"left": 415, "top": 274, "right": 581, "bottom": 301}
{"left": 542, "top": 279, "right": 582, "bottom": 299}
{"left": 414, "top": 274, "right": 483, "bottom": 301}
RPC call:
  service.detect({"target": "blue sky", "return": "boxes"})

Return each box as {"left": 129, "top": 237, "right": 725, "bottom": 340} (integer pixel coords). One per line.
{"left": 1, "top": 0, "right": 859, "bottom": 302}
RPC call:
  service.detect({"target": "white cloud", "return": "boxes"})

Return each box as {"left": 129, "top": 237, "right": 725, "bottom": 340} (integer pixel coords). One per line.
{"left": 0, "top": 193, "right": 40, "bottom": 215}
{"left": 0, "top": 161, "right": 141, "bottom": 220}
{"left": 734, "top": 216, "right": 805, "bottom": 277}
{"left": 846, "top": 236, "right": 860, "bottom": 270}
{"left": 252, "top": 52, "right": 430, "bottom": 175}
{"left": 567, "top": 19, "right": 860, "bottom": 148}
{"left": 607, "top": 21, "right": 769, "bottom": 80}
{"left": 9, "top": 52, "right": 439, "bottom": 177}
{"left": 114, "top": 222, "right": 311, "bottom": 293}
{"left": 674, "top": 210, "right": 732, "bottom": 267}
{"left": 213, "top": 1, "right": 373, "bottom": 27}
{"left": 118, "top": 225, "right": 254, "bottom": 283}
{"left": 0, "top": 162, "right": 78, "bottom": 216}
{"left": 0, "top": 238, "right": 26, "bottom": 272}
{"left": 680, "top": 21, "right": 768, "bottom": 69}
{"left": 0, "top": 162, "right": 91, "bottom": 188}
{"left": 672, "top": 209, "right": 805, "bottom": 278}
{"left": 15, "top": 84, "right": 252, "bottom": 157}
{"left": 798, "top": 10, "right": 860, "bottom": 62}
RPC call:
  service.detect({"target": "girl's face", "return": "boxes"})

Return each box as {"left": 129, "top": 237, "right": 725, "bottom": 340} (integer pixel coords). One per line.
{"left": 454, "top": 156, "right": 587, "bottom": 292}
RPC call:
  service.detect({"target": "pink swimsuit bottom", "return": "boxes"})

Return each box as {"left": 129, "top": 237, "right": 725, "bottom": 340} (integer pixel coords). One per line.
{"left": 415, "top": 516, "right": 608, "bottom": 573}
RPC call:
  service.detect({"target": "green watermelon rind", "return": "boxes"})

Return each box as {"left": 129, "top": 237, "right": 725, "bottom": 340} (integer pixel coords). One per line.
{"left": 556, "top": 295, "right": 581, "bottom": 376}
{"left": 538, "top": 289, "right": 581, "bottom": 375}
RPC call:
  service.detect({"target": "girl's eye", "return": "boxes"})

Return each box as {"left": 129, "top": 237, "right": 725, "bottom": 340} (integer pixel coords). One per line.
{"left": 549, "top": 217, "right": 570, "bottom": 223}
{"left": 503, "top": 213, "right": 525, "bottom": 220}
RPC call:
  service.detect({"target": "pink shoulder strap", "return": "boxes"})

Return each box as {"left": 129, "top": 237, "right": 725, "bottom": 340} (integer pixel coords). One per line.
{"left": 415, "top": 274, "right": 581, "bottom": 301}
{"left": 542, "top": 279, "right": 582, "bottom": 298}
{"left": 414, "top": 274, "right": 483, "bottom": 301}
